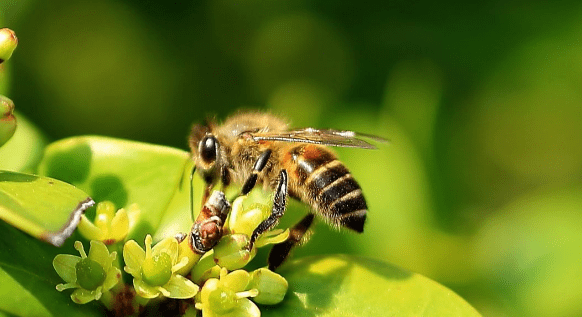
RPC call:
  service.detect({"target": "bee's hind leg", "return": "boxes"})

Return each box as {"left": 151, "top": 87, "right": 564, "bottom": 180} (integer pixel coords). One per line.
{"left": 247, "top": 169, "right": 288, "bottom": 250}
{"left": 267, "top": 213, "right": 315, "bottom": 271}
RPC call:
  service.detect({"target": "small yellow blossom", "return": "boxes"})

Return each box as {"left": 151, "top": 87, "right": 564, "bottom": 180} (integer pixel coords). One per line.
{"left": 78, "top": 202, "right": 138, "bottom": 244}
{"left": 53, "top": 240, "right": 121, "bottom": 304}
{"left": 123, "top": 234, "right": 199, "bottom": 299}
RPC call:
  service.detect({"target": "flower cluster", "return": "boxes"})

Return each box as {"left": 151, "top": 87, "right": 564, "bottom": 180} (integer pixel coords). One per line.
{"left": 53, "top": 192, "right": 290, "bottom": 316}
{"left": 195, "top": 267, "right": 287, "bottom": 317}
{"left": 211, "top": 195, "right": 290, "bottom": 270}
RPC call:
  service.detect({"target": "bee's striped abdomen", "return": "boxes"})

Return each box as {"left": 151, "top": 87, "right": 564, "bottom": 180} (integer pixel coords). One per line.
{"left": 285, "top": 144, "right": 367, "bottom": 232}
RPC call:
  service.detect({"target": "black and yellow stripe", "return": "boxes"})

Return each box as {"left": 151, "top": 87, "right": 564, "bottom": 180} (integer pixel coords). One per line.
{"left": 290, "top": 144, "right": 368, "bottom": 232}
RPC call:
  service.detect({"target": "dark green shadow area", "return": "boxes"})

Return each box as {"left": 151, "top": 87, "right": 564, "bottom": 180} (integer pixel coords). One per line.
{"left": 43, "top": 142, "right": 92, "bottom": 184}
{"left": 0, "top": 309, "right": 19, "bottom": 317}
{"left": 90, "top": 174, "right": 128, "bottom": 209}
{"left": 127, "top": 220, "right": 156, "bottom": 249}
{"left": 0, "top": 171, "right": 38, "bottom": 183}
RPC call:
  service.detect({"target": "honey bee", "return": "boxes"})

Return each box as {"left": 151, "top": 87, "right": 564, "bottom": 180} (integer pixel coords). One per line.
{"left": 189, "top": 112, "right": 384, "bottom": 269}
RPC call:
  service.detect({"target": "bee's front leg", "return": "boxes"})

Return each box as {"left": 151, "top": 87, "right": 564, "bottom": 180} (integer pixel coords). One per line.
{"left": 247, "top": 169, "right": 288, "bottom": 250}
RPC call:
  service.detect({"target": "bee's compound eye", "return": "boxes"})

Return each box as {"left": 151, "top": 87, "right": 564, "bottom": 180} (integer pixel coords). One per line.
{"left": 200, "top": 136, "right": 217, "bottom": 163}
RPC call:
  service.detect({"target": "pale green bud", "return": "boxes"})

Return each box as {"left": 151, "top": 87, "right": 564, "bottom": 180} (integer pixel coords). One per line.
{"left": 0, "top": 28, "right": 17, "bottom": 63}
{"left": 190, "top": 252, "right": 221, "bottom": 284}
{"left": 213, "top": 234, "right": 256, "bottom": 270}
{"left": 248, "top": 268, "right": 288, "bottom": 305}
{"left": 228, "top": 197, "right": 270, "bottom": 237}
{"left": 0, "top": 96, "right": 16, "bottom": 147}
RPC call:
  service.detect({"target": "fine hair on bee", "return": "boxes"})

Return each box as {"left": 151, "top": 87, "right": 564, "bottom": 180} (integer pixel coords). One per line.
{"left": 188, "top": 111, "right": 385, "bottom": 270}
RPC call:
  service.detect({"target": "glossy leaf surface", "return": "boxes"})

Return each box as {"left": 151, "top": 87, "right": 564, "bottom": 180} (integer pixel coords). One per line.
{"left": 0, "top": 171, "right": 93, "bottom": 246}
{"left": 265, "top": 255, "right": 481, "bottom": 317}
{"left": 37, "top": 136, "right": 196, "bottom": 243}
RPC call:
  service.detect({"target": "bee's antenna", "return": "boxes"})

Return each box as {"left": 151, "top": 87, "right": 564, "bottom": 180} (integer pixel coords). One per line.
{"left": 190, "top": 164, "right": 197, "bottom": 222}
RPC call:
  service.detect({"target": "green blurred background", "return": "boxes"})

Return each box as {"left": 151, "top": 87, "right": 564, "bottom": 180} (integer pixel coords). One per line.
{"left": 2, "top": 1, "right": 582, "bottom": 316}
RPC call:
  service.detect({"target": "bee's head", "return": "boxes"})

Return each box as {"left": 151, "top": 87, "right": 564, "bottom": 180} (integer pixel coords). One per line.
{"left": 189, "top": 120, "right": 221, "bottom": 185}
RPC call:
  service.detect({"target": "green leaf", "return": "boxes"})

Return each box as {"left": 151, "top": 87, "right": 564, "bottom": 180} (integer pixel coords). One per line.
{"left": 0, "top": 171, "right": 94, "bottom": 246}
{"left": 0, "top": 267, "right": 52, "bottom": 317}
{"left": 0, "top": 218, "right": 105, "bottom": 317}
{"left": 264, "top": 255, "right": 481, "bottom": 317}
{"left": 37, "top": 136, "right": 196, "bottom": 243}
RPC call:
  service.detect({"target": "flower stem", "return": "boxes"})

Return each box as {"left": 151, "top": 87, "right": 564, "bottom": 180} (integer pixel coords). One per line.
{"left": 100, "top": 290, "right": 114, "bottom": 309}
{"left": 107, "top": 242, "right": 125, "bottom": 274}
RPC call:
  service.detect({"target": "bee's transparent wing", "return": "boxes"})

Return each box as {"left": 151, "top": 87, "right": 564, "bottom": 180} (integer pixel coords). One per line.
{"left": 250, "top": 128, "right": 387, "bottom": 149}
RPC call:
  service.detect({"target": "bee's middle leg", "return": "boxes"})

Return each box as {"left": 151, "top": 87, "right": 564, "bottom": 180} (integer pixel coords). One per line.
{"left": 247, "top": 169, "right": 288, "bottom": 250}
{"left": 241, "top": 149, "right": 272, "bottom": 195}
